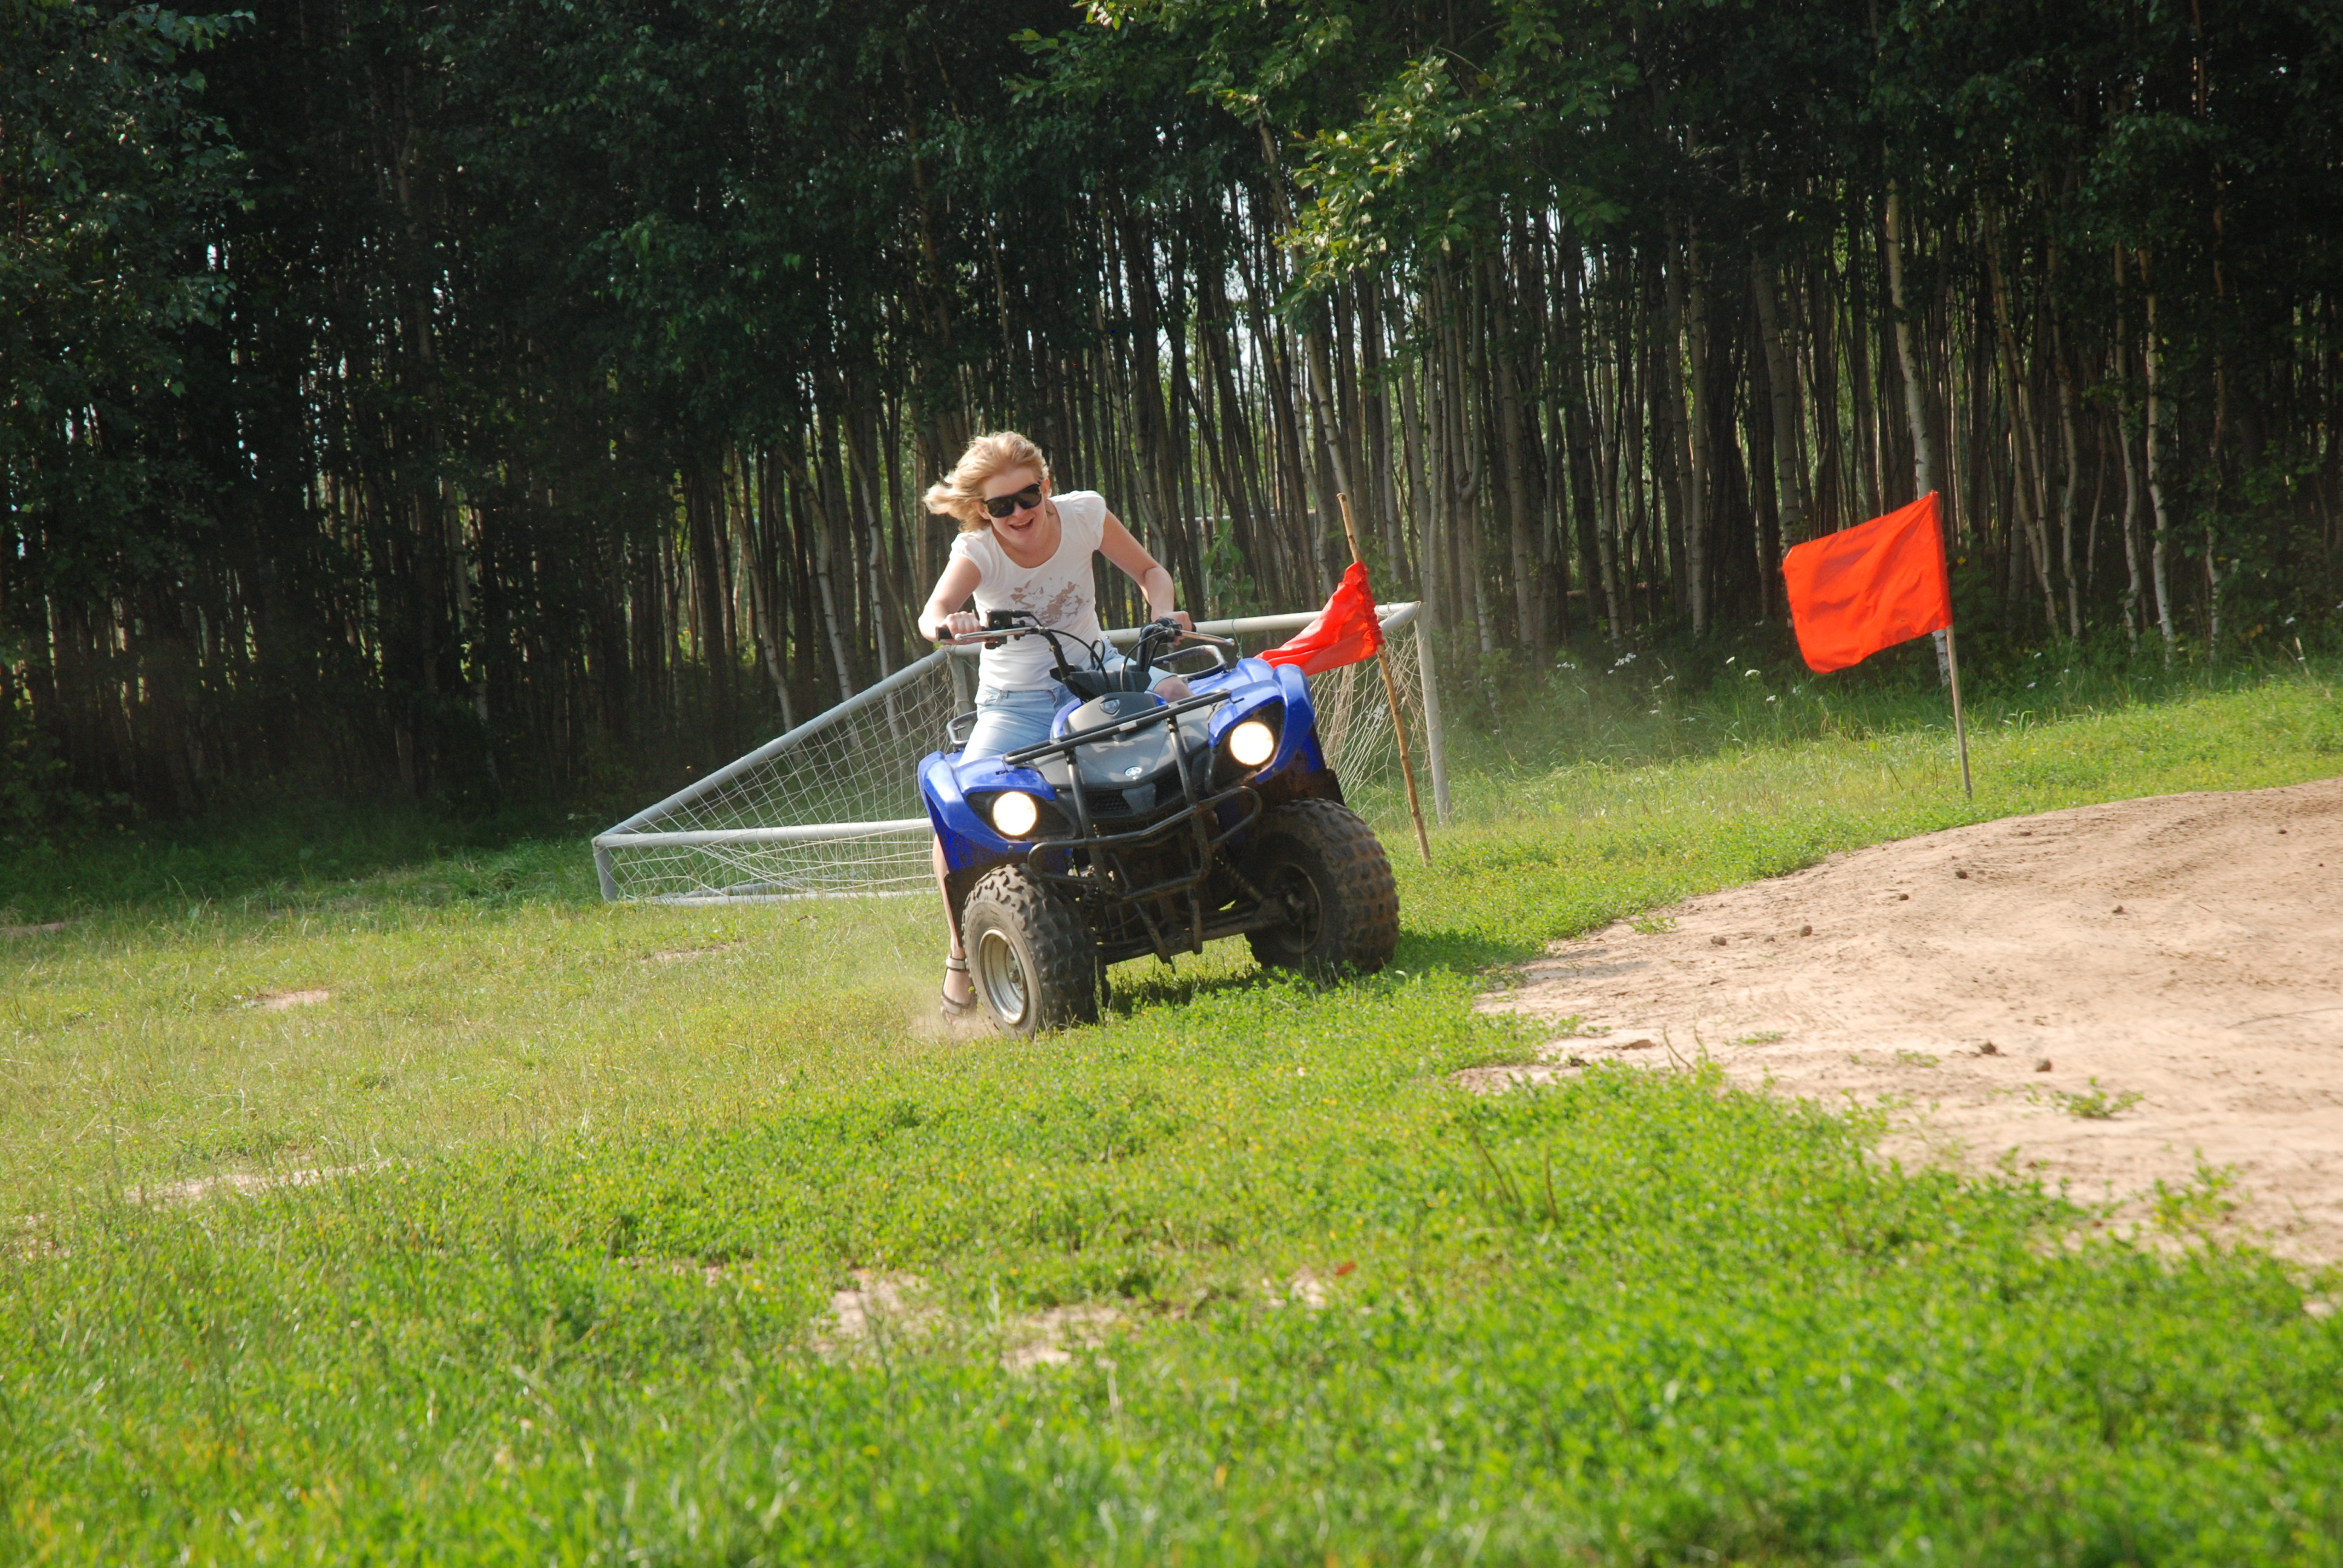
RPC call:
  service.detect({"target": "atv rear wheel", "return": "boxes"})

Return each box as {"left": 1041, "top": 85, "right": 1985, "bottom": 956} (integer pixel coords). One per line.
{"left": 960, "top": 865, "right": 1098, "bottom": 1036}
{"left": 1244, "top": 799, "right": 1399, "bottom": 976}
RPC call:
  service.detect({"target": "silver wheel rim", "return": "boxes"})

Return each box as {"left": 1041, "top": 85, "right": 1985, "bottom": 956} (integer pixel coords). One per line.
{"left": 975, "top": 928, "right": 1030, "bottom": 1026}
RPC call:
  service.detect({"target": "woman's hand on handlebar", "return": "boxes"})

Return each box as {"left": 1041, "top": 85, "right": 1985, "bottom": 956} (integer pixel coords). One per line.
{"left": 1156, "top": 610, "right": 1193, "bottom": 633}
{"left": 927, "top": 610, "right": 983, "bottom": 642}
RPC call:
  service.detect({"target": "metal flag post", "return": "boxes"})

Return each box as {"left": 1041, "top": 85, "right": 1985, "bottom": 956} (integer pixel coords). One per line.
{"left": 1336, "top": 492, "right": 1434, "bottom": 863}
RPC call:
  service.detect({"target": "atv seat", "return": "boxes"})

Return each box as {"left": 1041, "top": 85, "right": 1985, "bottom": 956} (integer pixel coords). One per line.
{"left": 1062, "top": 664, "right": 1161, "bottom": 701}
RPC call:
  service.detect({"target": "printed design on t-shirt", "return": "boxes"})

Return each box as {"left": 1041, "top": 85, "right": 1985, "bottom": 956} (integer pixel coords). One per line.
{"left": 1006, "top": 574, "right": 1090, "bottom": 630}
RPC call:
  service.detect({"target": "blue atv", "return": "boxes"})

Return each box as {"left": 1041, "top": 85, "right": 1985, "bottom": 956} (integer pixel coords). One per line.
{"left": 923, "top": 612, "right": 1400, "bottom": 1034}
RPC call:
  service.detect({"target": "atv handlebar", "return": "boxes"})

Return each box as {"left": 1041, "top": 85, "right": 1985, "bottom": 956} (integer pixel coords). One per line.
{"left": 937, "top": 621, "right": 1236, "bottom": 652}
{"left": 937, "top": 622, "right": 1083, "bottom": 651}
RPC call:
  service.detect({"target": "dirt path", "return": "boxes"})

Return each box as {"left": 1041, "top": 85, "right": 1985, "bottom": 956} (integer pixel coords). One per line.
{"left": 1487, "top": 779, "right": 2343, "bottom": 1264}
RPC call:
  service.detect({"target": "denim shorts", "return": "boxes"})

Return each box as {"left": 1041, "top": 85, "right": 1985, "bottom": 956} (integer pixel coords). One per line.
{"left": 962, "top": 683, "right": 1070, "bottom": 760}
{"left": 962, "top": 655, "right": 1135, "bottom": 760}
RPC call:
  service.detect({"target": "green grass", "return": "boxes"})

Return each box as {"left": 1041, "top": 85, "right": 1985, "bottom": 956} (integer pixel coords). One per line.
{"left": 4, "top": 665, "right": 2341, "bottom": 1564}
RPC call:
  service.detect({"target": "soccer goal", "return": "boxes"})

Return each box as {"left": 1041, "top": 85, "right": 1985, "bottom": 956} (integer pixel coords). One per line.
{"left": 592, "top": 602, "right": 1449, "bottom": 904}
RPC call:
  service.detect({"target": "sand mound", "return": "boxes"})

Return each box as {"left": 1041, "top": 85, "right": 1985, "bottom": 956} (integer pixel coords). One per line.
{"left": 1490, "top": 779, "right": 2343, "bottom": 1263}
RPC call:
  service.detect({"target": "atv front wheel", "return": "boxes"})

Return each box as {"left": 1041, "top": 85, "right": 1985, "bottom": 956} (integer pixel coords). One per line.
{"left": 960, "top": 866, "right": 1098, "bottom": 1036}
{"left": 1244, "top": 799, "right": 1400, "bottom": 976}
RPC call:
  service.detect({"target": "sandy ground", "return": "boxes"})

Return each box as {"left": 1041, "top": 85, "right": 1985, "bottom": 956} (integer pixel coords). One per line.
{"left": 1484, "top": 778, "right": 2343, "bottom": 1264}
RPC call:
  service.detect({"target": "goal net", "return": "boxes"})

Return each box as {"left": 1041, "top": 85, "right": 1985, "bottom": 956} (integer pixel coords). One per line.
{"left": 594, "top": 603, "right": 1444, "bottom": 904}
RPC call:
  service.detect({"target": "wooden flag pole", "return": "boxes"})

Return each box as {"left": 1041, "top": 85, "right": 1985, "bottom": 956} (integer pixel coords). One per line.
{"left": 1336, "top": 493, "right": 1433, "bottom": 864}
{"left": 1931, "top": 494, "right": 1973, "bottom": 800}
{"left": 1943, "top": 616, "right": 1974, "bottom": 799}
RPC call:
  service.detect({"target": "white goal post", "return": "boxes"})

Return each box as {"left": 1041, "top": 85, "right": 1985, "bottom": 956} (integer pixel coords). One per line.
{"left": 592, "top": 603, "right": 1449, "bottom": 905}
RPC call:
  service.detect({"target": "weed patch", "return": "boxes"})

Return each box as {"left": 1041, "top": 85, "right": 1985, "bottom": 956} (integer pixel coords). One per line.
{"left": 2047, "top": 1077, "right": 2149, "bottom": 1120}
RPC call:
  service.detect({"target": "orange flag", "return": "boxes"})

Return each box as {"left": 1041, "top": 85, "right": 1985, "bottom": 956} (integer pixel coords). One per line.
{"left": 1262, "top": 561, "right": 1384, "bottom": 675}
{"left": 1782, "top": 493, "right": 1953, "bottom": 673}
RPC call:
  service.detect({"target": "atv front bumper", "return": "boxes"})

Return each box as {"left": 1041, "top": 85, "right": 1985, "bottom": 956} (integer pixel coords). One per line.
{"left": 1017, "top": 782, "right": 1271, "bottom": 962}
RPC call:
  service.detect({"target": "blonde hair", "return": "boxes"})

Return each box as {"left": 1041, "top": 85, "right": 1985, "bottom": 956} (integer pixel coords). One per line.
{"left": 923, "top": 431, "right": 1051, "bottom": 532}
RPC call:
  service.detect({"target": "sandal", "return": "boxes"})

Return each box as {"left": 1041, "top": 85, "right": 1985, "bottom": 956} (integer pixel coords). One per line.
{"left": 939, "top": 956, "right": 977, "bottom": 1019}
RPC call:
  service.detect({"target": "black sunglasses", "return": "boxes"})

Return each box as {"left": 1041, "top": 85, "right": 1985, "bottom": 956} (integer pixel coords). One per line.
{"left": 982, "top": 484, "right": 1044, "bottom": 520}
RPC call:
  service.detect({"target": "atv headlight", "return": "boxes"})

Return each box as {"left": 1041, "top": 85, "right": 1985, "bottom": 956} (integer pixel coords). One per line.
{"left": 989, "top": 790, "right": 1040, "bottom": 837}
{"left": 1227, "top": 719, "right": 1277, "bottom": 768}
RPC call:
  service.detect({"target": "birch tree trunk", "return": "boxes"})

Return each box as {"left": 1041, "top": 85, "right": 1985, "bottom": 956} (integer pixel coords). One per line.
{"left": 1593, "top": 348, "right": 1628, "bottom": 641}
{"left": 1686, "top": 255, "right": 1714, "bottom": 637}
{"left": 1847, "top": 225, "right": 1883, "bottom": 520}
{"left": 2112, "top": 284, "right": 2146, "bottom": 650}
{"left": 1883, "top": 183, "right": 1951, "bottom": 682}
{"left": 1661, "top": 233, "right": 1703, "bottom": 633}
{"left": 1557, "top": 239, "right": 1614, "bottom": 642}
{"left": 1487, "top": 249, "right": 1542, "bottom": 650}
{"left": 1982, "top": 210, "right": 2059, "bottom": 634}
{"left": 782, "top": 442, "right": 857, "bottom": 704}
{"left": 2140, "top": 252, "right": 2179, "bottom": 654}
{"left": 2051, "top": 313, "right": 2085, "bottom": 639}
{"left": 1752, "top": 253, "right": 1808, "bottom": 553}
{"left": 1395, "top": 325, "right": 1438, "bottom": 636}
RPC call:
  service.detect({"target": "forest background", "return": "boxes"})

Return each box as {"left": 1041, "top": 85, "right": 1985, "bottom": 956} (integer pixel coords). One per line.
{"left": 5, "top": 0, "right": 2341, "bottom": 827}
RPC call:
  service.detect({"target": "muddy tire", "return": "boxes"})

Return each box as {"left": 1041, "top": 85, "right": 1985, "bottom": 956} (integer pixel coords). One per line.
{"left": 1243, "top": 799, "right": 1399, "bottom": 977}
{"left": 960, "top": 865, "right": 1098, "bottom": 1036}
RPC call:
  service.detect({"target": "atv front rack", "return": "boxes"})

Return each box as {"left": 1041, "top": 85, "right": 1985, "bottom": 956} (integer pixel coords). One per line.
{"left": 998, "top": 688, "right": 1270, "bottom": 962}
{"left": 1020, "top": 783, "right": 1267, "bottom": 960}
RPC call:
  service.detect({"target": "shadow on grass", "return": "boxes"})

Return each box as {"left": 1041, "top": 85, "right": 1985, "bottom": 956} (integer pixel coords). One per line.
{"left": 0, "top": 799, "right": 594, "bottom": 922}
{"left": 1104, "top": 961, "right": 1291, "bottom": 1014}
{"left": 1397, "top": 927, "right": 1548, "bottom": 972}
{"left": 1099, "top": 926, "right": 1537, "bottom": 1024}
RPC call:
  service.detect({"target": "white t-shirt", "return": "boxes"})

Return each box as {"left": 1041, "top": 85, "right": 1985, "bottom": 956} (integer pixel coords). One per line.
{"left": 949, "top": 490, "right": 1110, "bottom": 691}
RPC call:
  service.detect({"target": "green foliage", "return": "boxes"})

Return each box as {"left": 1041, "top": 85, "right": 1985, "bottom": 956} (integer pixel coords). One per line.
{"left": 7, "top": 0, "right": 2341, "bottom": 825}
{"left": 1, "top": 2, "right": 250, "bottom": 826}
{"left": 3, "top": 671, "right": 2340, "bottom": 1560}
{"left": 0, "top": 1, "right": 245, "bottom": 592}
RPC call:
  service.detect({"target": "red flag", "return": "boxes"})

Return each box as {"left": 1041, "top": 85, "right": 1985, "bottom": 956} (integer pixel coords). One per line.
{"left": 1262, "top": 560, "right": 1384, "bottom": 676}
{"left": 1782, "top": 493, "right": 1953, "bottom": 673}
